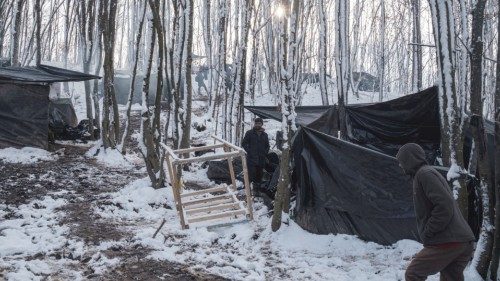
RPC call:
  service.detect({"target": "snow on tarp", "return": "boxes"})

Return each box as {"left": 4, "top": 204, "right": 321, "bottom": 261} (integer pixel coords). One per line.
{"left": 0, "top": 64, "right": 100, "bottom": 83}
{"left": 0, "top": 83, "right": 50, "bottom": 149}
{"left": 293, "top": 126, "right": 419, "bottom": 245}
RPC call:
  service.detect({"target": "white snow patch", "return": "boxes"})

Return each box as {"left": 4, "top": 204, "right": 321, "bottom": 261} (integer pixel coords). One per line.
{"left": 86, "top": 142, "right": 136, "bottom": 168}
{"left": 0, "top": 147, "right": 57, "bottom": 164}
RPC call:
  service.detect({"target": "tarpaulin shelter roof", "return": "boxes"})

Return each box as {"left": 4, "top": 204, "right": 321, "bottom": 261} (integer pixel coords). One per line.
{"left": 0, "top": 64, "right": 100, "bottom": 84}
{"left": 245, "top": 106, "right": 333, "bottom": 126}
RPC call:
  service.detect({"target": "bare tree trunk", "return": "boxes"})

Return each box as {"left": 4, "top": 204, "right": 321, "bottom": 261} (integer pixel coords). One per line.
{"left": 317, "top": 0, "right": 328, "bottom": 105}
{"left": 428, "top": 0, "right": 467, "bottom": 218}
{"left": 35, "top": 0, "right": 41, "bottom": 66}
{"left": 100, "top": 0, "right": 119, "bottom": 148}
{"left": 489, "top": 7, "right": 500, "bottom": 278}
{"left": 10, "top": 0, "right": 24, "bottom": 66}
{"left": 272, "top": 0, "right": 301, "bottom": 232}
{"left": 468, "top": 0, "right": 494, "bottom": 277}
{"left": 120, "top": 2, "right": 146, "bottom": 154}
{"left": 411, "top": 0, "right": 422, "bottom": 92}
{"left": 179, "top": 0, "right": 194, "bottom": 150}
{"left": 234, "top": 0, "right": 253, "bottom": 144}
{"left": 335, "top": 0, "right": 349, "bottom": 138}
{"left": 378, "top": 0, "right": 385, "bottom": 102}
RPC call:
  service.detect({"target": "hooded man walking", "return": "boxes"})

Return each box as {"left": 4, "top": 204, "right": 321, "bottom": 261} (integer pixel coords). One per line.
{"left": 396, "top": 143, "right": 475, "bottom": 281}
{"left": 242, "top": 118, "right": 270, "bottom": 189}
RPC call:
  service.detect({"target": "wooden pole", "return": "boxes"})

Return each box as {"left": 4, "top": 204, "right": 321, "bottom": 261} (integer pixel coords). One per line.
{"left": 165, "top": 153, "right": 187, "bottom": 229}
{"left": 240, "top": 152, "right": 254, "bottom": 220}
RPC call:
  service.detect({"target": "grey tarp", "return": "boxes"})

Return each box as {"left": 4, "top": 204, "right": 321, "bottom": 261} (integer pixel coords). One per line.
{"left": 0, "top": 83, "right": 50, "bottom": 149}
{"left": 0, "top": 64, "right": 100, "bottom": 83}
{"left": 244, "top": 105, "right": 337, "bottom": 134}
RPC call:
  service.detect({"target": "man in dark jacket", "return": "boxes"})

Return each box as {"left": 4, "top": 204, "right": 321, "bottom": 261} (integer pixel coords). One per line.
{"left": 396, "top": 143, "right": 475, "bottom": 281}
{"left": 242, "top": 118, "right": 270, "bottom": 188}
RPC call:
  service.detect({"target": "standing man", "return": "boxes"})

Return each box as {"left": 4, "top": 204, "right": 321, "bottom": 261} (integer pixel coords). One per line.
{"left": 242, "top": 117, "right": 270, "bottom": 189}
{"left": 396, "top": 143, "right": 475, "bottom": 281}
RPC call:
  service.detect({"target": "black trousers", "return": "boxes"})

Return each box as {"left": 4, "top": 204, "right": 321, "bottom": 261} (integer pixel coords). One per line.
{"left": 248, "top": 165, "right": 264, "bottom": 187}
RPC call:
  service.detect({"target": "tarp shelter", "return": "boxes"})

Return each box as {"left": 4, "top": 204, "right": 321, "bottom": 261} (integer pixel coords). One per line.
{"left": 0, "top": 65, "right": 99, "bottom": 149}
{"left": 245, "top": 86, "right": 489, "bottom": 245}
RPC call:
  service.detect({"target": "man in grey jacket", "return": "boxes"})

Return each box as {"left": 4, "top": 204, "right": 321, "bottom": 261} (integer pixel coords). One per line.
{"left": 396, "top": 143, "right": 475, "bottom": 281}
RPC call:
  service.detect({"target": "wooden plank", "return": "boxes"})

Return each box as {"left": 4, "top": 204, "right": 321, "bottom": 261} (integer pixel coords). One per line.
{"left": 240, "top": 153, "right": 254, "bottom": 220}
{"left": 182, "top": 194, "right": 233, "bottom": 207}
{"left": 173, "top": 143, "right": 225, "bottom": 154}
{"left": 185, "top": 202, "right": 241, "bottom": 216}
{"left": 226, "top": 150, "right": 237, "bottom": 191}
{"left": 180, "top": 186, "right": 227, "bottom": 198}
{"left": 187, "top": 209, "right": 247, "bottom": 224}
{"left": 164, "top": 154, "right": 186, "bottom": 229}
{"left": 183, "top": 197, "right": 234, "bottom": 210}
{"left": 160, "top": 143, "right": 180, "bottom": 161}
{"left": 173, "top": 151, "right": 241, "bottom": 165}
{"left": 211, "top": 134, "right": 245, "bottom": 152}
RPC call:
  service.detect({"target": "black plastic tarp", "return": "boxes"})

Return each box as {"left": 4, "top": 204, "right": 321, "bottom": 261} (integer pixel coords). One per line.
{"left": 0, "top": 83, "right": 50, "bottom": 149}
{"left": 245, "top": 106, "right": 333, "bottom": 126}
{"left": 0, "top": 65, "right": 100, "bottom": 83}
{"left": 246, "top": 87, "right": 441, "bottom": 160}
{"left": 345, "top": 86, "right": 441, "bottom": 160}
{"left": 293, "top": 127, "right": 419, "bottom": 245}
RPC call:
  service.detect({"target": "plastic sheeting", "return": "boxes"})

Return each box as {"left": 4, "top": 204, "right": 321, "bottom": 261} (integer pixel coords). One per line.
{"left": 293, "top": 127, "right": 419, "bottom": 245}
{"left": 0, "top": 83, "right": 50, "bottom": 149}
{"left": 345, "top": 86, "right": 441, "bottom": 161}
{"left": 245, "top": 106, "right": 333, "bottom": 127}
{"left": 48, "top": 99, "right": 78, "bottom": 132}
{"left": 0, "top": 65, "right": 100, "bottom": 83}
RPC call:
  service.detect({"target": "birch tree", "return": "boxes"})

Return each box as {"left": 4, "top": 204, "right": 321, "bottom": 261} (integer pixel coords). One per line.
{"left": 317, "top": 0, "right": 328, "bottom": 105}
{"left": 272, "top": 0, "right": 302, "bottom": 232}
{"left": 335, "top": 0, "right": 350, "bottom": 138}
{"left": 489, "top": 5, "right": 500, "bottom": 277}
{"left": 10, "top": 0, "right": 24, "bottom": 66}
{"left": 411, "top": 0, "right": 422, "bottom": 92}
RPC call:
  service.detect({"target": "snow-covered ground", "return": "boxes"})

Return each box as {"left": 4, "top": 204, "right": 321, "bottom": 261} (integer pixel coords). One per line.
{"left": 0, "top": 147, "right": 58, "bottom": 164}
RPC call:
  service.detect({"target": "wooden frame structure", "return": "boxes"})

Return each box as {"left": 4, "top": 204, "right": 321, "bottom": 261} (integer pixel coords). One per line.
{"left": 161, "top": 135, "right": 253, "bottom": 229}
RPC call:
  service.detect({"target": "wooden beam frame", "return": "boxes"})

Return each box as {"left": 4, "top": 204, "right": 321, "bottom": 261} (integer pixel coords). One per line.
{"left": 161, "top": 136, "right": 254, "bottom": 229}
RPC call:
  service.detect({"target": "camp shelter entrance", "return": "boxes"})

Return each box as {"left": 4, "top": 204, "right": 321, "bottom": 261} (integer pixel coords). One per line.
{"left": 0, "top": 65, "right": 100, "bottom": 149}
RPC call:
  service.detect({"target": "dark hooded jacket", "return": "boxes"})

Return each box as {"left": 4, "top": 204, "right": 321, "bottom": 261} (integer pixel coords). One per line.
{"left": 396, "top": 143, "right": 475, "bottom": 245}
{"left": 242, "top": 128, "right": 270, "bottom": 166}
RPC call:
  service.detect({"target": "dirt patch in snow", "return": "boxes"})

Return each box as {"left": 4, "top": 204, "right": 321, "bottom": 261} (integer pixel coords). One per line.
{"left": 0, "top": 142, "right": 228, "bottom": 280}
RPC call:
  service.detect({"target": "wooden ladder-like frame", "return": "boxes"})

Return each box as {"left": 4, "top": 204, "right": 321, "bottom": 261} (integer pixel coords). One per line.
{"left": 161, "top": 135, "right": 254, "bottom": 229}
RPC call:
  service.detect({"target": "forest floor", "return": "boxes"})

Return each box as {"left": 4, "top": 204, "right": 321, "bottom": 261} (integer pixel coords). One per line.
{"left": 0, "top": 135, "right": 228, "bottom": 280}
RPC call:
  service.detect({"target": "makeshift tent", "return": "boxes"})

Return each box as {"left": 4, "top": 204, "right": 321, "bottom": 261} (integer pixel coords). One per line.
{"left": 0, "top": 65, "right": 99, "bottom": 149}
{"left": 245, "top": 86, "right": 488, "bottom": 245}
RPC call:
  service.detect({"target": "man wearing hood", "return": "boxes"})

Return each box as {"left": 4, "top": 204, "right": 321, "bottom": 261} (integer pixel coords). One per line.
{"left": 242, "top": 118, "right": 270, "bottom": 189}
{"left": 396, "top": 143, "right": 475, "bottom": 281}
